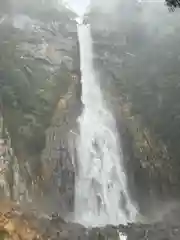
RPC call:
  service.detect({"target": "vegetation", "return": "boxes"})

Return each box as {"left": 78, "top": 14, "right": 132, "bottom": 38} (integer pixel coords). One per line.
{"left": 166, "top": 0, "right": 180, "bottom": 9}
{"left": 116, "top": 8, "right": 180, "bottom": 166}
{"left": 88, "top": 0, "right": 180, "bottom": 197}
{"left": 0, "top": 0, "right": 76, "bottom": 161}
{"left": 0, "top": 39, "right": 71, "bottom": 156}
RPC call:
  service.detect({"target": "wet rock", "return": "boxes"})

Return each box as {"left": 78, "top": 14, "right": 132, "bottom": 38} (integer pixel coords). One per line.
{"left": 2, "top": 200, "right": 180, "bottom": 240}
{"left": 87, "top": 1, "right": 180, "bottom": 214}
{"left": 0, "top": 1, "right": 80, "bottom": 208}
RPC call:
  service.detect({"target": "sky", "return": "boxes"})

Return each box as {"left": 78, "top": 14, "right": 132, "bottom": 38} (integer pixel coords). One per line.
{"left": 65, "top": 0, "right": 90, "bottom": 15}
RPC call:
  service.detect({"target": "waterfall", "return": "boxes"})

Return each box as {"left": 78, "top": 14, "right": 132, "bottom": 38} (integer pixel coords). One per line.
{"left": 75, "top": 22, "right": 137, "bottom": 227}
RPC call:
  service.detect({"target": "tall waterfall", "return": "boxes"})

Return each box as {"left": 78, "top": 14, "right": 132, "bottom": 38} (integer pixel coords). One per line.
{"left": 75, "top": 23, "right": 137, "bottom": 227}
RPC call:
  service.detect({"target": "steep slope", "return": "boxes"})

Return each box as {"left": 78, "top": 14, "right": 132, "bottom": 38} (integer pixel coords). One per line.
{"left": 87, "top": 0, "right": 180, "bottom": 214}
{"left": 0, "top": 1, "right": 81, "bottom": 212}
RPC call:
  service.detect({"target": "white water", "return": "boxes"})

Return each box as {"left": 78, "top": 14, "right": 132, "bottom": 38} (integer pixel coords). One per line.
{"left": 75, "top": 23, "right": 137, "bottom": 227}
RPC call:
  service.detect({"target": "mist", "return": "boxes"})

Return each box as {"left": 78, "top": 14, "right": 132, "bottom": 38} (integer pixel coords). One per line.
{"left": 1, "top": 0, "right": 180, "bottom": 238}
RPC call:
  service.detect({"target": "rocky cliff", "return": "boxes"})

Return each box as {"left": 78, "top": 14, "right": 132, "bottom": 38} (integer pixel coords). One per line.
{"left": 0, "top": 1, "right": 81, "bottom": 214}
{"left": 1, "top": 1, "right": 180, "bottom": 239}
{"left": 87, "top": 0, "right": 180, "bottom": 215}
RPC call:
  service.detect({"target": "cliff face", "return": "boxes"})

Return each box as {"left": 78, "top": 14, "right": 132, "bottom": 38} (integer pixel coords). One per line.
{"left": 0, "top": 1, "right": 81, "bottom": 213}
{"left": 88, "top": 0, "right": 180, "bottom": 213}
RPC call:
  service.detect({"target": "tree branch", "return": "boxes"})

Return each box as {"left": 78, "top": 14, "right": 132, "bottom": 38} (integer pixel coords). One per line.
{"left": 166, "top": 0, "right": 180, "bottom": 10}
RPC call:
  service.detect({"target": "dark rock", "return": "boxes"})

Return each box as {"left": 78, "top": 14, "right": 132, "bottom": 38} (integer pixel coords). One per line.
{"left": 0, "top": 1, "right": 80, "bottom": 212}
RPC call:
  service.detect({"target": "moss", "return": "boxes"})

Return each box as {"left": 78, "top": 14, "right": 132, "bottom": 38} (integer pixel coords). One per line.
{"left": 2, "top": 62, "right": 73, "bottom": 161}
{"left": 0, "top": 230, "right": 10, "bottom": 240}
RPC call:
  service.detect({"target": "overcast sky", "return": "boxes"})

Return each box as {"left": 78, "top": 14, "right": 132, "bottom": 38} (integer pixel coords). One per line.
{"left": 65, "top": 0, "right": 90, "bottom": 15}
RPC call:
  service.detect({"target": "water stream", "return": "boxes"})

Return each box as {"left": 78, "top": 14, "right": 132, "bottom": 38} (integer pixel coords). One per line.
{"left": 75, "top": 22, "right": 137, "bottom": 227}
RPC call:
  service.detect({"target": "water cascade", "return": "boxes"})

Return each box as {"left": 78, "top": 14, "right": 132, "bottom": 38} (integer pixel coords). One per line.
{"left": 75, "top": 22, "right": 137, "bottom": 227}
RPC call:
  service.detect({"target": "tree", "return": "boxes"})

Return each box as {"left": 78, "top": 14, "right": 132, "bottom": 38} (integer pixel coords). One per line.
{"left": 166, "top": 0, "right": 180, "bottom": 9}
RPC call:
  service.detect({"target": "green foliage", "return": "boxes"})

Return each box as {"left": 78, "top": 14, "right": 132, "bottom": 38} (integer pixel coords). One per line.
{"left": 0, "top": 230, "right": 9, "bottom": 240}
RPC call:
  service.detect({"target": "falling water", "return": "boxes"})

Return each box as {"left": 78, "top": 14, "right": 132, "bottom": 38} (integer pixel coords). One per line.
{"left": 75, "top": 22, "right": 137, "bottom": 227}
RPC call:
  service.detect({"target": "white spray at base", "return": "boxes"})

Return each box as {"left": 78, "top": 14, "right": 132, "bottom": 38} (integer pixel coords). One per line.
{"left": 75, "top": 22, "right": 137, "bottom": 227}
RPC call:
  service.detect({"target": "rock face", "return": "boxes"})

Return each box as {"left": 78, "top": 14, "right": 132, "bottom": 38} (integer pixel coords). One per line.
{"left": 40, "top": 76, "right": 81, "bottom": 215}
{"left": 0, "top": 1, "right": 81, "bottom": 215}
{"left": 1, "top": 201, "right": 180, "bottom": 240}
{"left": 87, "top": 0, "right": 180, "bottom": 215}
